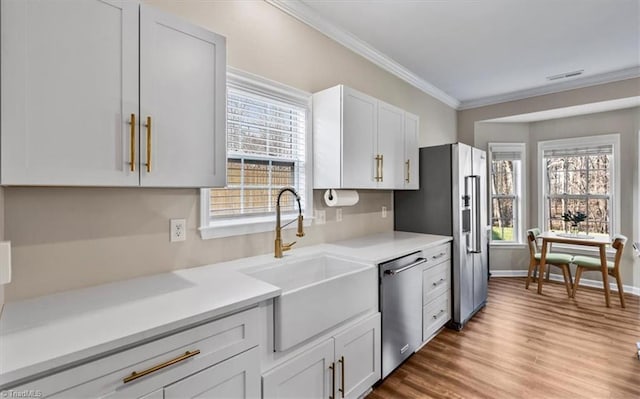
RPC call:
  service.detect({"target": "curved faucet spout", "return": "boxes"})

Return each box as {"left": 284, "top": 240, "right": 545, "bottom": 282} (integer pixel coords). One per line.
{"left": 275, "top": 187, "right": 305, "bottom": 258}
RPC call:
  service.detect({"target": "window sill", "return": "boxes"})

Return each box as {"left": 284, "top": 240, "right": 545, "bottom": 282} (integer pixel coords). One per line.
{"left": 199, "top": 214, "right": 312, "bottom": 240}
{"left": 490, "top": 243, "right": 527, "bottom": 249}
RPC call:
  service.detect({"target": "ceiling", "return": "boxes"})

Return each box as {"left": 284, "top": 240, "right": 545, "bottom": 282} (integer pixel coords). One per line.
{"left": 272, "top": 0, "right": 640, "bottom": 109}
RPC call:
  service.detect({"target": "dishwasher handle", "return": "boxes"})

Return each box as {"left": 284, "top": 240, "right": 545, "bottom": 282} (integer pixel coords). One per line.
{"left": 383, "top": 258, "right": 427, "bottom": 276}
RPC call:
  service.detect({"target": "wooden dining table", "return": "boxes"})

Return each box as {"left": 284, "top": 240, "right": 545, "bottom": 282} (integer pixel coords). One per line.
{"left": 537, "top": 231, "right": 612, "bottom": 306}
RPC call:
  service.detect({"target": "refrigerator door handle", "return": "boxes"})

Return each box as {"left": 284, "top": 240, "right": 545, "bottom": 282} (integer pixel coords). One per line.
{"left": 466, "top": 175, "right": 482, "bottom": 254}
{"left": 473, "top": 175, "right": 482, "bottom": 254}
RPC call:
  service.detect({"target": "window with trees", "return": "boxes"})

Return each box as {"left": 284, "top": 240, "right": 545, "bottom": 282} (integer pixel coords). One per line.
{"left": 539, "top": 134, "right": 619, "bottom": 238}
{"left": 200, "top": 69, "right": 312, "bottom": 239}
{"left": 489, "top": 143, "right": 525, "bottom": 244}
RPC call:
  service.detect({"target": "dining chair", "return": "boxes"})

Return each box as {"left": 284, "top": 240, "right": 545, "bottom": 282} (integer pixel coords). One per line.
{"left": 525, "top": 228, "right": 574, "bottom": 297}
{"left": 572, "top": 234, "right": 627, "bottom": 307}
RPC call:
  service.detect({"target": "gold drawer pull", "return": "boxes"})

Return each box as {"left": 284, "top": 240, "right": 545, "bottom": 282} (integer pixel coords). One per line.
{"left": 374, "top": 155, "right": 382, "bottom": 182}
{"left": 145, "top": 116, "right": 152, "bottom": 173}
{"left": 129, "top": 113, "right": 136, "bottom": 172}
{"left": 405, "top": 159, "right": 410, "bottom": 183}
{"left": 329, "top": 362, "right": 336, "bottom": 399}
{"left": 338, "top": 355, "right": 345, "bottom": 397}
{"left": 123, "top": 350, "right": 200, "bottom": 384}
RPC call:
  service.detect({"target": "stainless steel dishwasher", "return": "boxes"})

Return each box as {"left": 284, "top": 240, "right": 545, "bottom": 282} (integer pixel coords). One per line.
{"left": 379, "top": 251, "right": 426, "bottom": 378}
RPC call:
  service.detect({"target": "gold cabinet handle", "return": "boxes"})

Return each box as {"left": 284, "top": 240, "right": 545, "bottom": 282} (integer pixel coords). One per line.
{"left": 405, "top": 159, "right": 410, "bottom": 183}
{"left": 129, "top": 114, "right": 136, "bottom": 172}
{"left": 145, "top": 116, "right": 152, "bottom": 172}
{"left": 123, "top": 350, "right": 200, "bottom": 384}
{"left": 338, "top": 356, "right": 345, "bottom": 398}
{"left": 379, "top": 155, "right": 384, "bottom": 182}
{"left": 374, "top": 155, "right": 382, "bottom": 182}
{"left": 329, "top": 362, "right": 336, "bottom": 399}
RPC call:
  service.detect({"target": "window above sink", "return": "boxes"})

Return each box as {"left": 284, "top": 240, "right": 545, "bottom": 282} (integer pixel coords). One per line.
{"left": 200, "top": 68, "right": 314, "bottom": 239}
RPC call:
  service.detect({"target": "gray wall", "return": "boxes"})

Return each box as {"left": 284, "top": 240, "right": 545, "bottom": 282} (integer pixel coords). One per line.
{"left": 459, "top": 77, "right": 640, "bottom": 145}
{"left": 3, "top": 1, "right": 457, "bottom": 301}
{"left": 475, "top": 108, "right": 640, "bottom": 288}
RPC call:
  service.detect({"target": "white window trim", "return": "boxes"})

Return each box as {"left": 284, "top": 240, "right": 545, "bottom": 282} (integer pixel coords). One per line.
{"left": 199, "top": 67, "right": 314, "bottom": 240}
{"left": 537, "top": 133, "right": 620, "bottom": 255}
{"left": 635, "top": 129, "right": 640, "bottom": 259}
{"left": 488, "top": 142, "right": 527, "bottom": 246}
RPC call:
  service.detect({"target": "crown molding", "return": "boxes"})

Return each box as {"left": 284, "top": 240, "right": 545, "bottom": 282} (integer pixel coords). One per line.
{"left": 459, "top": 66, "right": 640, "bottom": 110}
{"left": 266, "top": 0, "right": 639, "bottom": 112}
{"left": 265, "top": 0, "right": 461, "bottom": 109}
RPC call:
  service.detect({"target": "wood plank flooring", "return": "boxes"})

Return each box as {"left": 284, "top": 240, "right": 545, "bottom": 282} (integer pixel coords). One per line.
{"left": 368, "top": 277, "right": 640, "bottom": 399}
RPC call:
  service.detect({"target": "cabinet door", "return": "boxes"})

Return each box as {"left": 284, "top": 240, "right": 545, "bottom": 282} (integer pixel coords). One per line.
{"left": 262, "top": 339, "right": 334, "bottom": 399}
{"left": 164, "top": 347, "right": 260, "bottom": 399}
{"left": 333, "top": 314, "right": 381, "bottom": 399}
{"left": 377, "top": 102, "right": 404, "bottom": 189}
{"left": 403, "top": 112, "right": 420, "bottom": 190}
{"left": 1, "top": 0, "right": 139, "bottom": 186}
{"left": 140, "top": 5, "right": 226, "bottom": 188}
{"left": 341, "top": 87, "right": 377, "bottom": 189}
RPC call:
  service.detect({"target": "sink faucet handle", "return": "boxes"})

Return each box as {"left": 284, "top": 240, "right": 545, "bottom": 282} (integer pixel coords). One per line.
{"left": 282, "top": 241, "right": 297, "bottom": 251}
{"left": 296, "top": 215, "right": 305, "bottom": 237}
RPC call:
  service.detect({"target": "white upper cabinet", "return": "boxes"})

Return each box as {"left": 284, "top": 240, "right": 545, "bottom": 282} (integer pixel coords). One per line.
{"left": 341, "top": 87, "right": 377, "bottom": 188}
{"left": 377, "top": 101, "right": 405, "bottom": 189}
{"left": 139, "top": 5, "right": 226, "bottom": 187}
{"left": 1, "top": 0, "right": 139, "bottom": 186}
{"left": 313, "top": 85, "right": 420, "bottom": 190}
{"left": 403, "top": 112, "right": 420, "bottom": 189}
{"left": 1, "top": 0, "right": 226, "bottom": 187}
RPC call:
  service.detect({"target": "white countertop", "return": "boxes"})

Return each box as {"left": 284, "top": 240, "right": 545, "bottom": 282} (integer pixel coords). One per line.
{"left": 0, "top": 269, "right": 280, "bottom": 387}
{"left": 0, "top": 231, "right": 450, "bottom": 387}
{"left": 326, "top": 231, "right": 452, "bottom": 264}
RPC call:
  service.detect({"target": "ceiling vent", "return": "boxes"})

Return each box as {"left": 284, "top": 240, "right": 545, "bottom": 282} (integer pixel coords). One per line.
{"left": 546, "top": 69, "right": 584, "bottom": 81}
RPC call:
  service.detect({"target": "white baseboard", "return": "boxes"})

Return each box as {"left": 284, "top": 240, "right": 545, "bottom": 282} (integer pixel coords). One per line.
{"left": 490, "top": 269, "right": 640, "bottom": 296}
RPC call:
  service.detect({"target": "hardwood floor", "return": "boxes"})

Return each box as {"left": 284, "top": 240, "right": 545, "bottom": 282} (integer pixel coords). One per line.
{"left": 368, "top": 277, "right": 640, "bottom": 399}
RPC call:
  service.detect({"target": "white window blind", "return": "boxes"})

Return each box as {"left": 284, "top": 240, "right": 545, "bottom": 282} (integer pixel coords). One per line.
{"left": 210, "top": 85, "right": 307, "bottom": 219}
{"left": 540, "top": 135, "right": 619, "bottom": 237}
{"left": 489, "top": 143, "right": 525, "bottom": 244}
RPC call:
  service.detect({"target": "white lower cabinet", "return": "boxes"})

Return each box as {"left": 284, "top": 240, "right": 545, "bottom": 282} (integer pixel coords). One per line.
{"left": 421, "top": 243, "right": 452, "bottom": 342}
{"left": 13, "top": 307, "right": 260, "bottom": 398}
{"left": 262, "top": 339, "right": 334, "bottom": 399}
{"left": 262, "top": 313, "right": 381, "bottom": 399}
{"left": 164, "top": 347, "right": 260, "bottom": 399}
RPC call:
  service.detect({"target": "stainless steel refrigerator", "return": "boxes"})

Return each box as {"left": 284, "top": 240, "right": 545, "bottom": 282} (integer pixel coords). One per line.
{"left": 394, "top": 143, "right": 489, "bottom": 330}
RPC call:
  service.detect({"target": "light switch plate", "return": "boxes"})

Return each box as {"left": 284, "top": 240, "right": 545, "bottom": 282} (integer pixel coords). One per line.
{"left": 336, "top": 208, "right": 343, "bottom": 222}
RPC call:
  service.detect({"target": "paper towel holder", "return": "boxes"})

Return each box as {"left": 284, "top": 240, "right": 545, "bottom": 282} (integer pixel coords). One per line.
{"left": 323, "top": 189, "right": 359, "bottom": 207}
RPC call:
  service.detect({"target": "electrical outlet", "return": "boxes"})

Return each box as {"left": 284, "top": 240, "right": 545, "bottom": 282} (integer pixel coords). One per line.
{"left": 170, "top": 219, "right": 186, "bottom": 242}
{"left": 315, "top": 210, "right": 326, "bottom": 225}
{"left": 381, "top": 206, "right": 387, "bottom": 218}
{"left": 336, "top": 208, "right": 343, "bottom": 222}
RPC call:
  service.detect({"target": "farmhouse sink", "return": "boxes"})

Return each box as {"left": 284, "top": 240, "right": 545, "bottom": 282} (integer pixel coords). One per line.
{"left": 247, "top": 254, "right": 376, "bottom": 351}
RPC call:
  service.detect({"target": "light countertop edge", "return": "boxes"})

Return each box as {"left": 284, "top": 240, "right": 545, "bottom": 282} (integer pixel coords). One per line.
{"left": 0, "top": 231, "right": 451, "bottom": 387}
{"left": 0, "top": 271, "right": 280, "bottom": 388}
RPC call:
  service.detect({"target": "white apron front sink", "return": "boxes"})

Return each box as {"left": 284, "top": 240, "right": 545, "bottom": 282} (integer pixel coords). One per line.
{"left": 247, "top": 254, "right": 376, "bottom": 351}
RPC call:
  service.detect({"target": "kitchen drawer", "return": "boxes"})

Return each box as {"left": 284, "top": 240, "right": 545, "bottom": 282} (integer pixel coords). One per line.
{"left": 14, "top": 306, "right": 259, "bottom": 398}
{"left": 423, "top": 292, "right": 450, "bottom": 341}
{"left": 422, "top": 260, "right": 451, "bottom": 305}
{"left": 421, "top": 244, "right": 451, "bottom": 269}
